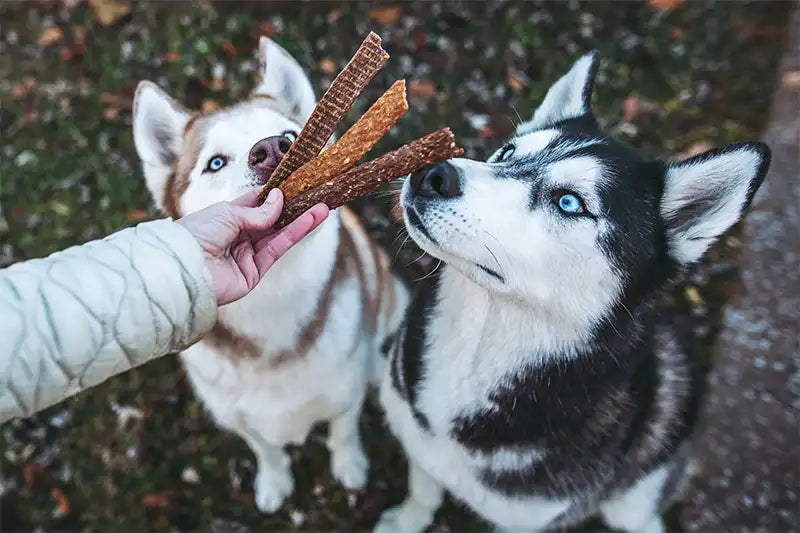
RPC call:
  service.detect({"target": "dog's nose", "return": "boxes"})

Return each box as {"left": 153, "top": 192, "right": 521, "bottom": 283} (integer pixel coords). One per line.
{"left": 409, "top": 162, "right": 462, "bottom": 199}
{"left": 248, "top": 136, "right": 292, "bottom": 176}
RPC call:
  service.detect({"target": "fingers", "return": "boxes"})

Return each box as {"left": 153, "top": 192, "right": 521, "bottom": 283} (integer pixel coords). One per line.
{"left": 253, "top": 203, "right": 330, "bottom": 276}
{"left": 230, "top": 188, "right": 284, "bottom": 231}
{"left": 230, "top": 187, "right": 265, "bottom": 207}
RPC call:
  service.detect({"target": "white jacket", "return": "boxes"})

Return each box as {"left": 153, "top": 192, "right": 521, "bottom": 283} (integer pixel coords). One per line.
{"left": 0, "top": 219, "right": 217, "bottom": 422}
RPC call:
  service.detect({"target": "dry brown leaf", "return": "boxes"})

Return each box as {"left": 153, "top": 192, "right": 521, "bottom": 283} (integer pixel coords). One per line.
{"left": 622, "top": 95, "right": 639, "bottom": 122}
{"left": 408, "top": 79, "right": 437, "bottom": 101}
{"left": 89, "top": 0, "right": 130, "bottom": 26}
{"left": 10, "top": 78, "right": 36, "bottom": 100}
{"left": 319, "top": 57, "right": 337, "bottom": 74}
{"left": 368, "top": 6, "right": 402, "bottom": 26}
{"left": 161, "top": 50, "right": 180, "bottom": 62}
{"left": 202, "top": 99, "right": 220, "bottom": 114}
{"left": 223, "top": 41, "right": 236, "bottom": 56}
{"left": 327, "top": 8, "right": 342, "bottom": 23}
{"left": 143, "top": 491, "right": 172, "bottom": 508}
{"left": 507, "top": 70, "right": 526, "bottom": 93}
{"left": 781, "top": 70, "right": 800, "bottom": 91}
{"left": 23, "top": 463, "right": 45, "bottom": 487}
{"left": 126, "top": 209, "right": 149, "bottom": 222}
{"left": 51, "top": 488, "right": 70, "bottom": 515}
{"left": 647, "top": 0, "right": 684, "bottom": 11}
{"left": 38, "top": 27, "right": 63, "bottom": 48}
{"left": 103, "top": 107, "right": 119, "bottom": 120}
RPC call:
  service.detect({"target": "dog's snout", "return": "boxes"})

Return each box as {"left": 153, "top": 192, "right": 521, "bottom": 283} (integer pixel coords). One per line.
{"left": 410, "top": 162, "right": 462, "bottom": 199}
{"left": 248, "top": 136, "right": 292, "bottom": 178}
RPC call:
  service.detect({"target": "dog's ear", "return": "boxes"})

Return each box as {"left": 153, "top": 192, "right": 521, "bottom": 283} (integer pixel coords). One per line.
{"left": 253, "top": 36, "right": 316, "bottom": 123}
{"left": 661, "top": 142, "right": 770, "bottom": 265}
{"left": 518, "top": 51, "right": 599, "bottom": 134}
{"left": 132, "top": 81, "right": 191, "bottom": 207}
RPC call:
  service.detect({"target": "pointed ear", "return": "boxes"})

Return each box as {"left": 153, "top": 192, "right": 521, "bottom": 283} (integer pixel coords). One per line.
{"left": 253, "top": 36, "right": 316, "bottom": 123}
{"left": 132, "top": 81, "right": 191, "bottom": 206}
{"left": 518, "top": 51, "right": 599, "bottom": 134}
{"left": 661, "top": 142, "right": 770, "bottom": 265}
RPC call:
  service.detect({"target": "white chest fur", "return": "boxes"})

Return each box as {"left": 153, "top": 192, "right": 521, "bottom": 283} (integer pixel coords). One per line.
{"left": 380, "top": 268, "right": 571, "bottom": 531}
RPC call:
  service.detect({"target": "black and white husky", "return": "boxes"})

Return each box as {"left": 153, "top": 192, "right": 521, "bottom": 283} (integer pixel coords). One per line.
{"left": 375, "top": 52, "right": 770, "bottom": 533}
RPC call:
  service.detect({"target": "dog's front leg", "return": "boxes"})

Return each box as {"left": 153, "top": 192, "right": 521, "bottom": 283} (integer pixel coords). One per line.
{"left": 374, "top": 459, "right": 444, "bottom": 533}
{"left": 328, "top": 386, "right": 369, "bottom": 490}
{"left": 236, "top": 425, "right": 294, "bottom": 514}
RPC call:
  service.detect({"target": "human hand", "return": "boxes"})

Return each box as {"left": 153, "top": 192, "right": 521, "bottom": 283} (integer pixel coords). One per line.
{"left": 177, "top": 188, "right": 329, "bottom": 306}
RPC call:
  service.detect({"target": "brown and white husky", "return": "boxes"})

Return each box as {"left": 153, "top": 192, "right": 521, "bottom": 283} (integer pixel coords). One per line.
{"left": 132, "top": 36, "right": 409, "bottom": 513}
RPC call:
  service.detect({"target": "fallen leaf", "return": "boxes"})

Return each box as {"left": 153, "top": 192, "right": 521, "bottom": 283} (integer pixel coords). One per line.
{"left": 89, "top": 0, "right": 130, "bottom": 26}
{"left": 161, "top": 50, "right": 180, "bottom": 62}
{"left": 622, "top": 95, "right": 639, "bottom": 122}
{"left": 222, "top": 41, "right": 236, "bottom": 56}
{"left": 61, "top": 41, "right": 86, "bottom": 61}
{"left": 201, "top": 99, "right": 220, "bottom": 114}
{"left": 207, "top": 78, "right": 226, "bottom": 92}
{"left": 647, "top": 0, "right": 684, "bottom": 11}
{"left": 412, "top": 30, "right": 427, "bottom": 54}
{"left": 126, "top": 209, "right": 149, "bottom": 222}
{"left": 143, "top": 491, "right": 172, "bottom": 508}
{"left": 51, "top": 488, "right": 70, "bottom": 515}
{"left": 74, "top": 26, "right": 87, "bottom": 44}
{"left": 10, "top": 78, "right": 36, "bottom": 100}
{"left": 781, "top": 70, "right": 800, "bottom": 91}
{"left": 37, "top": 27, "right": 63, "bottom": 48}
{"left": 368, "top": 6, "right": 402, "bottom": 26}
{"left": 684, "top": 286, "right": 705, "bottom": 307}
{"left": 23, "top": 464, "right": 45, "bottom": 487}
{"left": 319, "top": 57, "right": 336, "bottom": 74}
{"left": 327, "top": 8, "right": 341, "bottom": 23}
{"left": 408, "top": 79, "right": 437, "bottom": 101}
{"left": 103, "top": 107, "right": 119, "bottom": 120}
{"left": 507, "top": 70, "right": 526, "bottom": 93}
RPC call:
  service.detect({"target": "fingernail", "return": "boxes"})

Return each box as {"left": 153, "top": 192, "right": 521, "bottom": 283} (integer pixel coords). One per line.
{"left": 265, "top": 188, "right": 279, "bottom": 204}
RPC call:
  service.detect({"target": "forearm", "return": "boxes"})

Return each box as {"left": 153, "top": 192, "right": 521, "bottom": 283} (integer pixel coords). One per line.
{"left": 0, "top": 219, "right": 217, "bottom": 422}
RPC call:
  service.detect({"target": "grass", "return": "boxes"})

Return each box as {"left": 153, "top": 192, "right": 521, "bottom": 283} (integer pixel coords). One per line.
{"left": 0, "top": 1, "right": 793, "bottom": 531}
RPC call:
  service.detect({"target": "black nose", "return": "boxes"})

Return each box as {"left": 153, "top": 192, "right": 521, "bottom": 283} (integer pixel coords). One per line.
{"left": 409, "top": 162, "right": 462, "bottom": 199}
{"left": 248, "top": 136, "right": 293, "bottom": 181}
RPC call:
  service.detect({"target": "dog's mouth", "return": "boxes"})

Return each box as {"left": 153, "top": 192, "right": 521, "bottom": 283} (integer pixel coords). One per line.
{"left": 403, "top": 203, "right": 506, "bottom": 284}
{"left": 405, "top": 205, "right": 439, "bottom": 247}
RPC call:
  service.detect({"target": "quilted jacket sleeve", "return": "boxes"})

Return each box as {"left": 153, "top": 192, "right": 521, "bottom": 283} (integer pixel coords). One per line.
{"left": 0, "top": 219, "right": 217, "bottom": 422}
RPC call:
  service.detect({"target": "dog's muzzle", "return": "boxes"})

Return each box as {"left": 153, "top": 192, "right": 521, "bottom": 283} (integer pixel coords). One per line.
{"left": 248, "top": 136, "right": 292, "bottom": 184}
{"left": 408, "top": 162, "right": 462, "bottom": 199}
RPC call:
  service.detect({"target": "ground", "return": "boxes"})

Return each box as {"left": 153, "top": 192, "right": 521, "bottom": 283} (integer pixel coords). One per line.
{"left": 0, "top": 1, "right": 796, "bottom": 532}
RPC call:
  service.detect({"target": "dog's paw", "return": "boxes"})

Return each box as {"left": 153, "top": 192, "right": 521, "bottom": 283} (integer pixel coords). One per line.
{"left": 254, "top": 468, "right": 294, "bottom": 514}
{"left": 373, "top": 504, "right": 429, "bottom": 533}
{"left": 331, "top": 446, "right": 368, "bottom": 490}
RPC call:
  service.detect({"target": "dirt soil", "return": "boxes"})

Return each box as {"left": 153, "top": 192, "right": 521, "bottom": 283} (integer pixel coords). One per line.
{"left": 0, "top": 1, "right": 796, "bottom": 532}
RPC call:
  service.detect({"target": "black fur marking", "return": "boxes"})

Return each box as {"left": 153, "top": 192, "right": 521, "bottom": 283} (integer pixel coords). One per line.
{"left": 406, "top": 207, "right": 439, "bottom": 247}
{"left": 380, "top": 331, "right": 397, "bottom": 358}
{"left": 389, "top": 271, "right": 443, "bottom": 431}
{"left": 477, "top": 264, "right": 505, "bottom": 282}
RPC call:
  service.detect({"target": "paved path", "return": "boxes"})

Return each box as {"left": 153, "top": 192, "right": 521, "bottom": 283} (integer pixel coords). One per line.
{"left": 681, "top": 14, "right": 799, "bottom": 533}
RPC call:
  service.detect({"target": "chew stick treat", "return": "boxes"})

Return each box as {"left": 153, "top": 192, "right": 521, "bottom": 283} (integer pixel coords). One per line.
{"left": 276, "top": 128, "right": 463, "bottom": 228}
{"left": 280, "top": 80, "right": 408, "bottom": 199}
{"left": 258, "top": 32, "right": 389, "bottom": 199}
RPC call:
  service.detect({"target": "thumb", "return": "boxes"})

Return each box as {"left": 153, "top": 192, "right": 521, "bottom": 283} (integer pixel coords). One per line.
{"left": 230, "top": 188, "right": 284, "bottom": 231}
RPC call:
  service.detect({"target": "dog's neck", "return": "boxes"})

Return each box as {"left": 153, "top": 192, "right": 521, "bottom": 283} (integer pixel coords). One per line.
{"left": 435, "top": 264, "right": 649, "bottom": 360}
{"left": 215, "top": 211, "right": 342, "bottom": 351}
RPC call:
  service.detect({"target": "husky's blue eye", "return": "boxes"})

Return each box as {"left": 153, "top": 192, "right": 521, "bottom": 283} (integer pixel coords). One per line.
{"left": 557, "top": 193, "right": 584, "bottom": 215}
{"left": 205, "top": 155, "right": 227, "bottom": 173}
